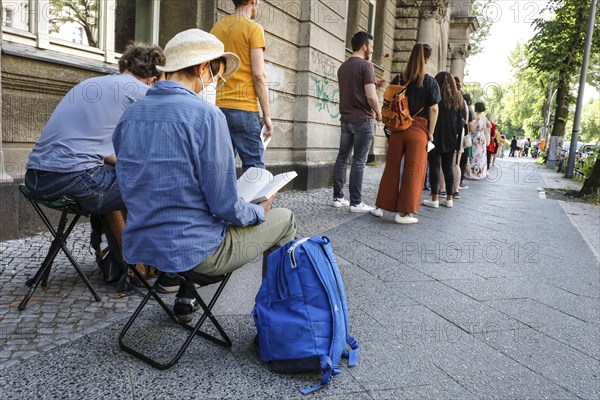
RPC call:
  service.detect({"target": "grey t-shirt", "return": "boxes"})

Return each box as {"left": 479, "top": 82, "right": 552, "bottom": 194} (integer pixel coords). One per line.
{"left": 337, "top": 57, "right": 377, "bottom": 123}
{"left": 27, "top": 73, "right": 149, "bottom": 173}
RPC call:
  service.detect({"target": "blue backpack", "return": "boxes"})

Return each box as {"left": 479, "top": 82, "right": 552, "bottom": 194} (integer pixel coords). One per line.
{"left": 253, "top": 236, "right": 359, "bottom": 394}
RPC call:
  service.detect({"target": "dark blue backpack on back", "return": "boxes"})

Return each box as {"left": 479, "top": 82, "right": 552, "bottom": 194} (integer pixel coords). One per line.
{"left": 252, "top": 236, "right": 359, "bottom": 394}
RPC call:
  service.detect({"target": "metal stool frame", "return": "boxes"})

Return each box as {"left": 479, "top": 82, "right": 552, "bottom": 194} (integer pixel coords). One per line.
{"left": 119, "top": 270, "right": 232, "bottom": 369}
{"left": 18, "top": 185, "right": 101, "bottom": 310}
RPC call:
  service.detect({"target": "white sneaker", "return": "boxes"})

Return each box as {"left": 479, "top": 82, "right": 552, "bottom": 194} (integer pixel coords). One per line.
{"left": 459, "top": 185, "right": 468, "bottom": 190}
{"left": 422, "top": 199, "right": 439, "bottom": 208}
{"left": 332, "top": 197, "right": 350, "bottom": 207}
{"left": 441, "top": 199, "right": 453, "bottom": 208}
{"left": 349, "top": 202, "right": 374, "bottom": 213}
{"left": 395, "top": 214, "right": 418, "bottom": 224}
{"left": 370, "top": 208, "right": 383, "bottom": 218}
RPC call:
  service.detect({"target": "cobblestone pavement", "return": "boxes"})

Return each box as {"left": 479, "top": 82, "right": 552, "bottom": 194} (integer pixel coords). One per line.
{"left": 0, "top": 226, "right": 147, "bottom": 369}
{"left": 0, "top": 165, "right": 384, "bottom": 369}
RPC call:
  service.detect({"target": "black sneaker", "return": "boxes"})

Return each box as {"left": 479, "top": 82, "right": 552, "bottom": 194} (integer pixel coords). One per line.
{"left": 453, "top": 192, "right": 460, "bottom": 199}
{"left": 157, "top": 275, "right": 200, "bottom": 293}
{"left": 173, "top": 297, "right": 200, "bottom": 323}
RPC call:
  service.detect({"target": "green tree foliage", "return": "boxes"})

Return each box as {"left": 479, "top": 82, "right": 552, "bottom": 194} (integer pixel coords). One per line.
{"left": 589, "top": 51, "right": 600, "bottom": 90}
{"left": 580, "top": 99, "right": 600, "bottom": 142}
{"left": 464, "top": 44, "right": 551, "bottom": 139}
{"left": 527, "top": 0, "right": 600, "bottom": 139}
{"left": 49, "top": 0, "right": 99, "bottom": 47}
{"left": 463, "top": 82, "right": 484, "bottom": 103}
{"left": 564, "top": 98, "right": 599, "bottom": 142}
{"left": 469, "top": 0, "right": 495, "bottom": 56}
{"left": 498, "top": 43, "right": 550, "bottom": 139}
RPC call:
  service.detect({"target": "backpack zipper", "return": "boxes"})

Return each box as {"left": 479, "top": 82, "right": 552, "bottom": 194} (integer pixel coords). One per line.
{"left": 288, "top": 237, "right": 310, "bottom": 268}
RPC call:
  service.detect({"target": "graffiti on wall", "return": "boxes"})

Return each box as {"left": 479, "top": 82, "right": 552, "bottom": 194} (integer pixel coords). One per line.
{"left": 311, "top": 49, "right": 337, "bottom": 80}
{"left": 310, "top": 74, "right": 339, "bottom": 120}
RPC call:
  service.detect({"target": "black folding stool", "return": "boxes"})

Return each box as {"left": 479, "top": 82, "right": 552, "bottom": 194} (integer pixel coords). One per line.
{"left": 119, "top": 269, "right": 232, "bottom": 369}
{"left": 17, "top": 185, "right": 101, "bottom": 310}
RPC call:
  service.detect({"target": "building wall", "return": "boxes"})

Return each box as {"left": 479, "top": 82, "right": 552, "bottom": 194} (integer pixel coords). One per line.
{"left": 1, "top": 54, "right": 106, "bottom": 178}
{"left": 0, "top": 0, "right": 476, "bottom": 239}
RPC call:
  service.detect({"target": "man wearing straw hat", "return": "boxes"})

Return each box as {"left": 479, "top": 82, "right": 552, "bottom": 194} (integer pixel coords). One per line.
{"left": 113, "top": 29, "right": 296, "bottom": 321}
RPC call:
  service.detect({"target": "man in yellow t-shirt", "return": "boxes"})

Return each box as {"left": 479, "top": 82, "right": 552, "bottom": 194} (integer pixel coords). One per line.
{"left": 211, "top": 0, "right": 271, "bottom": 170}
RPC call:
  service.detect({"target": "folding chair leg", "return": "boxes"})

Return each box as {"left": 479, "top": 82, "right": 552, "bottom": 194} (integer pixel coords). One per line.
{"left": 185, "top": 275, "right": 232, "bottom": 347}
{"left": 18, "top": 245, "right": 61, "bottom": 311}
{"left": 119, "top": 270, "right": 232, "bottom": 369}
{"left": 40, "top": 262, "right": 52, "bottom": 287}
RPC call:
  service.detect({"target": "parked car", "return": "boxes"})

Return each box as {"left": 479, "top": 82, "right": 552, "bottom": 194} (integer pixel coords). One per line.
{"left": 562, "top": 141, "right": 585, "bottom": 152}
{"left": 579, "top": 143, "right": 599, "bottom": 156}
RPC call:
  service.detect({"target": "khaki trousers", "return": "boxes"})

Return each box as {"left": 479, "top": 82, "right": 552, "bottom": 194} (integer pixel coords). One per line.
{"left": 193, "top": 208, "right": 297, "bottom": 277}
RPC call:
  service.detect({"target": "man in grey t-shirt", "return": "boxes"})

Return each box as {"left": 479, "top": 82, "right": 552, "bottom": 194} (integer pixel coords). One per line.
{"left": 25, "top": 44, "right": 165, "bottom": 214}
{"left": 332, "top": 31, "right": 384, "bottom": 213}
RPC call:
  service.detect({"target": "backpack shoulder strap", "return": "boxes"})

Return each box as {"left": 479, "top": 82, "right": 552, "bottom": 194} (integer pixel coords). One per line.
{"left": 297, "top": 237, "right": 343, "bottom": 395}
{"left": 320, "top": 237, "right": 359, "bottom": 366}
{"left": 412, "top": 107, "right": 425, "bottom": 118}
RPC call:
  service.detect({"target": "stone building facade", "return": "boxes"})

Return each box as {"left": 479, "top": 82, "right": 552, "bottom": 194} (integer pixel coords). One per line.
{"left": 0, "top": 0, "right": 477, "bottom": 239}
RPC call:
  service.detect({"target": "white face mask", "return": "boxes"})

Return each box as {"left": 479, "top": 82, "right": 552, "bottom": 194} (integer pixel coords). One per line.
{"left": 199, "top": 67, "right": 218, "bottom": 105}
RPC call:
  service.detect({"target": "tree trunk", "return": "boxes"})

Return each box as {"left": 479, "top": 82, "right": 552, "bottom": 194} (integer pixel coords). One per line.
{"left": 578, "top": 157, "right": 600, "bottom": 197}
{"left": 547, "top": 81, "right": 570, "bottom": 167}
{"left": 84, "top": 25, "right": 97, "bottom": 47}
{"left": 551, "top": 82, "right": 570, "bottom": 138}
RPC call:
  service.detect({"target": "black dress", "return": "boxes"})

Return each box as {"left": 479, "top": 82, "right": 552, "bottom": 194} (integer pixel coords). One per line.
{"left": 433, "top": 102, "right": 464, "bottom": 153}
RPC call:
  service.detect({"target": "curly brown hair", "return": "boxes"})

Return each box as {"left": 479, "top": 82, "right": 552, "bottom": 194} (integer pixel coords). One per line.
{"left": 118, "top": 42, "right": 166, "bottom": 79}
{"left": 434, "top": 71, "right": 464, "bottom": 111}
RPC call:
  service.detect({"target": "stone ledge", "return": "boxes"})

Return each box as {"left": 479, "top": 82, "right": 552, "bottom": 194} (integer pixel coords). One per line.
{"left": 1, "top": 42, "right": 117, "bottom": 76}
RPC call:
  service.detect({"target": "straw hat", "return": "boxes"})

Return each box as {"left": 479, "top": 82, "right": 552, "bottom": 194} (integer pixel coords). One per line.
{"left": 157, "top": 29, "right": 240, "bottom": 79}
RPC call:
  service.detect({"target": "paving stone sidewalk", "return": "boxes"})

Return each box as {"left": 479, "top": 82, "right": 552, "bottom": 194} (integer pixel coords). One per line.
{"left": 0, "top": 166, "right": 382, "bottom": 369}
{"left": 1, "top": 158, "right": 599, "bottom": 399}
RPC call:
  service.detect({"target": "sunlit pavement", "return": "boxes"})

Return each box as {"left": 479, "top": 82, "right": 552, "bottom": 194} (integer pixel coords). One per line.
{"left": 1, "top": 159, "right": 598, "bottom": 399}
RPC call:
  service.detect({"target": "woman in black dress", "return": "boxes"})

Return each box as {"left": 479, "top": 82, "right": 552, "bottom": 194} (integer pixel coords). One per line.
{"left": 422, "top": 71, "right": 465, "bottom": 209}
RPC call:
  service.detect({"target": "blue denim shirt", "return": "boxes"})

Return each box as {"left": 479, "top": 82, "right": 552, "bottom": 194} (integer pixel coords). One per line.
{"left": 113, "top": 80, "right": 265, "bottom": 272}
{"left": 28, "top": 74, "right": 148, "bottom": 173}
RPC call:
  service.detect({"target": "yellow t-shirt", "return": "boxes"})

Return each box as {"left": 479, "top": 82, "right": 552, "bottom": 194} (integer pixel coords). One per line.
{"left": 211, "top": 15, "right": 266, "bottom": 112}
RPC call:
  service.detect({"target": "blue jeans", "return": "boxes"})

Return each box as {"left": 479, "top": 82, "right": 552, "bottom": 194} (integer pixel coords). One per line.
{"left": 333, "top": 120, "right": 374, "bottom": 206}
{"left": 24, "top": 165, "right": 125, "bottom": 214}
{"left": 221, "top": 109, "right": 264, "bottom": 170}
